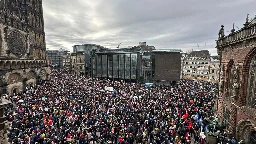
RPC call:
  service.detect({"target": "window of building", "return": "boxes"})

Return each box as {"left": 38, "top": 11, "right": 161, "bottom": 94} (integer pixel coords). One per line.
{"left": 205, "top": 62, "right": 208, "bottom": 64}
{"left": 109, "top": 56, "right": 113, "bottom": 61}
{"left": 190, "top": 66, "right": 192, "bottom": 68}
{"left": 186, "top": 62, "right": 188, "bottom": 64}
{"left": 202, "top": 62, "right": 204, "bottom": 64}
{"left": 212, "top": 70, "right": 214, "bottom": 73}
{"left": 187, "top": 70, "right": 190, "bottom": 72}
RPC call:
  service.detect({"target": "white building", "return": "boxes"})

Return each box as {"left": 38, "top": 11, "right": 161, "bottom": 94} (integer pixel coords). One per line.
{"left": 182, "top": 54, "right": 220, "bottom": 82}
{"left": 208, "top": 56, "right": 220, "bottom": 82}
{"left": 183, "top": 57, "right": 210, "bottom": 79}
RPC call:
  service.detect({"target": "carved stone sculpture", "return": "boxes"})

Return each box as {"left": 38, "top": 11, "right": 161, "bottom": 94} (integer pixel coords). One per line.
{"left": 231, "top": 64, "right": 240, "bottom": 99}
{"left": 219, "top": 65, "right": 225, "bottom": 92}
{"left": 39, "top": 69, "right": 47, "bottom": 80}
{"left": 218, "top": 25, "right": 225, "bottom": 39}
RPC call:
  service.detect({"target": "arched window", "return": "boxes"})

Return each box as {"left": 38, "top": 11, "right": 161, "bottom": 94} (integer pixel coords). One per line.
{"left": 247, "top": 55, "right": 256, "bottom": 107}
{"left": 225, "top": 62, "right": 233, "bottom": 98}
{"left": 229, "top": 64, "right": 234, "bottom": 97}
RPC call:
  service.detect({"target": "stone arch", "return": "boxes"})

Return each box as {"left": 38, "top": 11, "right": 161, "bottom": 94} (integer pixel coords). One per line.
{"left": 16, "top": 61, "right": 21, "bottom": 69}
{"left": 24, "top": 61, "right": 29, "bottom": 69}
{"left": 236, "top": 120, "right": 256, "bottom": 143}
{"left": 0, "top": 61, "right": 4, "bottom": 69}
{"left": 225, "top": 60, "right": 234, "bottom": 97}
{"left": 243, "top": 47, "right": 256, "bottom": 106}
{"left": 5, "top": 61, "right": 11, "bottom": 69}
{"left": 28, "top": 61, "right": 33, "bottom": 68}
{"left": 11, "top": 87, "right": 19, "bottom": 95}
{"left": 35, "top": 61, "right": 40, "bottom": 68}
{"left": 11, "top": 61, "right": 16, "bottom": 69}
{"left": 31, "top": 61, "right": 36, "bottom": 68}
{"left": 21, "top": 61, "right": 25, "bottom": 69}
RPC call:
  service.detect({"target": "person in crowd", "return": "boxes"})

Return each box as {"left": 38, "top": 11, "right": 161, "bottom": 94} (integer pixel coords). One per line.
{"left": 4, "top": 69, "right": 234, "bottom": 144}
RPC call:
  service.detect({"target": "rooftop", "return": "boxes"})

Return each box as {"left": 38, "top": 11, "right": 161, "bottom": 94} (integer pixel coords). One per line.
{"left": 152, "top": 49, "right": 182, "bottom": 53}
{"left": 187, "top": 50, "right": 210, "bottom": 57}
{"left": 185, "top": 57, "right": 210, "bottom": 61}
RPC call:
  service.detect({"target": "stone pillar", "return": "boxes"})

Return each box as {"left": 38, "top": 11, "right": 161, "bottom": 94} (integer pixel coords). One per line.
{"left": 229, "top": 101, "right": 237, "bottom": 136}
{"left": 0, "top": 99, "right": 11, "bottom": 143}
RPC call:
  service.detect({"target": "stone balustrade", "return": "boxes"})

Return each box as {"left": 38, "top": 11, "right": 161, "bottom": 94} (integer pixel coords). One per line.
{"left": 0, "top": 59, "right": 48, "bottom": 70}
{"left": 217, "top": 23, "right": 256, "bottom": 48}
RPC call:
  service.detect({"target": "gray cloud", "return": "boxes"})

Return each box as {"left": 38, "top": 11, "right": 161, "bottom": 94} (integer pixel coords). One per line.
{"left": 42, "top": 0, "right": 256, "bottom": 55}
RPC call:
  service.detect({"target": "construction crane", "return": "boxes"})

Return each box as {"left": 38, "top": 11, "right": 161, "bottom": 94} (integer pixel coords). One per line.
{"left": 117, "top": 42, "right": 122, "bottom": 48}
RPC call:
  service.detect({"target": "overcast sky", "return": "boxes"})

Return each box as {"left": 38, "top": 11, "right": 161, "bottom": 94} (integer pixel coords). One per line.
{"left": 42, "top": 0, "right": 256, "bottom": 55}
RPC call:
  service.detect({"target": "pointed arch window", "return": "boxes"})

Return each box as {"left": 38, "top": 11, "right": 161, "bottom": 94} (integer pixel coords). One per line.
{"left": 225, "top": 61, "right": 234, "bottom": 98}
{"left": 247, "top": 55, "right": 256, "bottom": 107}
{"left": 229, "top": 64, "right": 234, "bottom": 97}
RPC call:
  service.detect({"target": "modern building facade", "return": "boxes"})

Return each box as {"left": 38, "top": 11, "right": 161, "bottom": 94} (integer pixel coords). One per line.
{"left": 73, "top": 44, "right": 105, "bottom": 53}
{"left": 46, "top": 48, "right": 69, "bottom": 68}
{"left": 0, "top": 0, "right": 50, "bottom": 141}
{"left": 72, "top": 44, "right": 105, "bottom": 76}
{"left": 92, "top": 51, "right": 139, "bottom": 81}
{"left": 216, "top": 15, "right": 256, "bottom": 143}
{"left": 91, "top": 46, "right": 182, "bottom": 84}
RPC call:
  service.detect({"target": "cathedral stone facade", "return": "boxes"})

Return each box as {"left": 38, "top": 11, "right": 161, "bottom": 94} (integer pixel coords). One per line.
{"left": 216, "top": 15, "right": 256, "bottom": 143}
{"left": 0, "top": 0, "right": 50, "bottom": 141}
{"left": 0, "top": 0, "right": 50, "bottom": 95}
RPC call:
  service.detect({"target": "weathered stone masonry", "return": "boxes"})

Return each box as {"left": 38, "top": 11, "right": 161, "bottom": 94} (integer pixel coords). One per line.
{"left": 216, "top": 15, "right": 256, "bottom": 143}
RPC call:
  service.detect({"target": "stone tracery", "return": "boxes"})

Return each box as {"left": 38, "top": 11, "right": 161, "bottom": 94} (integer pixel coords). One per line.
{"left": 231, "top": 64, "right": 240, "bottom": 99}
{"left": 247, "top": 54, "right": 256, "bottom": 107}
{"left": 6, "top": 30, "right": 26, "bottom": 58}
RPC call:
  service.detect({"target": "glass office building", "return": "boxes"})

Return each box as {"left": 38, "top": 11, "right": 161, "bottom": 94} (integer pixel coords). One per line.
{"left": 92, "top": 51, "right": 139, "bottom": 81}
{"left": 91, "top": 49, "right": 181, "bottom": 84}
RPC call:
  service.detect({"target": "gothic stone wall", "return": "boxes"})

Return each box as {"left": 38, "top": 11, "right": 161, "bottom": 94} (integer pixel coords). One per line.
{"left": 218, "top": 40, "right": 256, "bottom": 138}
{"left": 4, "top": 67, "right": 51, "bottom": 95}
{"left": 0, "top": 0, "right": 46, "bottom": 59}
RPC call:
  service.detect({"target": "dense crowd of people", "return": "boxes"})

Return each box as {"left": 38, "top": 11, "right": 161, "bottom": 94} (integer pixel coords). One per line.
{"left": 4, "top": 69, "right": 238, "bottom": 143}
